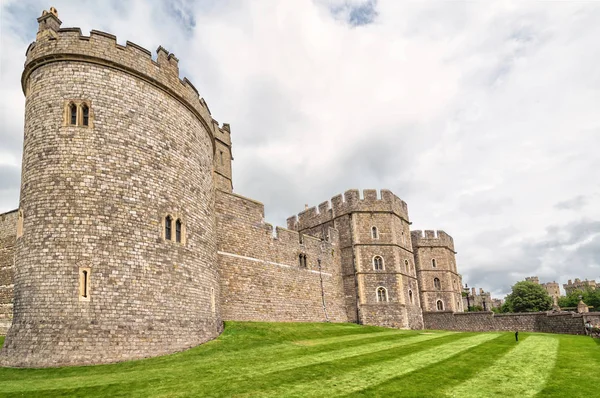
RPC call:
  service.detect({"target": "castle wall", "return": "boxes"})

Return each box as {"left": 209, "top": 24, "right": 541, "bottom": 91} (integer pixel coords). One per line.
{"left": 0, "top": 211, "right": 17, "bottom": 335}
{"left": 216, "top": 191, "right": 348, "bottom": 323}
{"left": 423, "top": 311, "right": 586, "bottom": 335}
{"left": 0, "top": 19, "right": 222, "bottom": 367}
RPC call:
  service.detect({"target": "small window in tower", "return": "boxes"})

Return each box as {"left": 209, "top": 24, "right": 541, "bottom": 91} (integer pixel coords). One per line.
{"left": 82, "top": 104, "right": 89, "bottom": 126}
{"left": 377, "top": 287, "right": 388, "bottom": 302}
{"left": 79, "top": 267, "right": 91, "bottom": 301}
{"left": 371, "top": 226, "right": 378, "bottom": 239}
{"left": 175, "top": 219, "right": 182, "bottom": 243}
{"left": 432, "top": 259, "right": 437, "bottom": 268}
{"left": 373, "top": 256, "right": 384, "bottom": 271}
{"left": 437, "top": 300, "right": 444, "bottom": 311}
{"left": 165, "top": 215, "right": 172, "bottom": 240}
{"left": 409, "top": 290, "right": 414, "bottom": 304}
{"left": 211, "top": 287, "right": 216, "bottom": 314}
{"left": 404, "top": 259, "right": 409, "bottom": 272}
{"left": 220, "top": 150, "right": 224, "bottom": 165}
{"left": 70, "top": 103, "right": 77, "bottom": 125}
{"left": 434, "top": 277, "right": 441, "bottom": 290}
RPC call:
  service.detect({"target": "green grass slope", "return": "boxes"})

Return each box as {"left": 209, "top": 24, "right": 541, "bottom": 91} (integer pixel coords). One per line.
{"left": 0, "top": 322, "right": 598, "bottom": 397}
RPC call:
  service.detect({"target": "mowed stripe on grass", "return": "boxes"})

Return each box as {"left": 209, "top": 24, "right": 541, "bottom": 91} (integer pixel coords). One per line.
{"left": 0, "top": 331, "right": 450, "bottom": 394}
{"left": 255, "top": 333, "right": 502, "bottom": 398}
{"left": 446, "top": 335, "right": 559, "bottom": 398}
{"left": 2, "top": 324, "right": 597, "bottom": 398}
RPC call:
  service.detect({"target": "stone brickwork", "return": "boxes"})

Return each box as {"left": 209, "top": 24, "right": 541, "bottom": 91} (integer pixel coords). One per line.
{"left": 423, "top": 311, "right": 586, "bottom": 335}
{"left": 216, "top": 191, "right": 347, "bottom": 323}
{"left": 0, "top": 211, "right": 17, "bottom": 335}
{"left": 412, "top": 230, "right": 463, "bottom": 313}
{"left": 0, "top": 10, "right": 222, "bottom": 367}
{"left": 288, "top": 189, "right": 423, "bottom": 330}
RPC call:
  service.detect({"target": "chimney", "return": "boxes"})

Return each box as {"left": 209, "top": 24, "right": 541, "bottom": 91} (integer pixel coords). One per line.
{"left": 37, "top": 7, "right": 62, "bottom": 39}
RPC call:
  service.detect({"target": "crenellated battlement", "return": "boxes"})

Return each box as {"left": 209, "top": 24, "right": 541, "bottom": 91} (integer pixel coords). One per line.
{"left": 410, "top": 230, "right": 455, "bottom": 251}
{"left": 287, "top": 189, "right": 409, "bottom": 231}
{"left": 23, "top": 8, "right": 227, "bottom": 151}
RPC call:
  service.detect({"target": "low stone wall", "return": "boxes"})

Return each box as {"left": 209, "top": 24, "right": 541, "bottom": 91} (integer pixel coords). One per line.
{"left": 423, "top": 311, "right": 585, "bottom": 335}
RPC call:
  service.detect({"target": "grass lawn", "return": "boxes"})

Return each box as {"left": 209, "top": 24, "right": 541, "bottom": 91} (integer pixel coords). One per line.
{"left": 0, "top": 322, "right": 599, "bottom": 397}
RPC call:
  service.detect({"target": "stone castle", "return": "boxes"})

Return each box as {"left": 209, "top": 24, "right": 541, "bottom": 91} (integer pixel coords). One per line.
{"left": 0, "top": 8, "right": 464, "bottom": 367}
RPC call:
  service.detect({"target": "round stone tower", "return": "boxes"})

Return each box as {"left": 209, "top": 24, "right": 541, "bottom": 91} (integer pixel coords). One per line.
{"left": 0, "top": 9, "right": 223, "bottom": 367}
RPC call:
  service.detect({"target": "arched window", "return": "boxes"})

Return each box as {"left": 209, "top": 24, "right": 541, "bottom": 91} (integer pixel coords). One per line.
{"left": 404, "top": 259, "right": 409, "bottom": 272}
{"left": 69, "top": 103, "right": 77, "bottom": 125}
{"left": 175, "top": 219, "right": 182, "bottom": 243}
{"left": 82, "top": 104, "right": 89, "bottom": 126}
{"left": 376, "top": 287, "right": 388, "bottom": 302}
{"left": 299, "top": 254, "right": 307, "bottom": 268}
{"left": 432, "top": 259, "right": 437, "bottom": 268}
{"left": 371, "top": 226, "right": 378, "bottom": 239}
{"left": 165, "top": 215, "right": 172, "bottom": 240}
{"left": 437, "top": 300, "right": 444, "bottom": 311}
{"left": 434, "top": 277, "right": 441, "bottom": 290}
{"left": 408, "top": 290, "right": 413, "bottom": 304}
{"left": 373, "top": 256, "right": 384, "bottom": 271}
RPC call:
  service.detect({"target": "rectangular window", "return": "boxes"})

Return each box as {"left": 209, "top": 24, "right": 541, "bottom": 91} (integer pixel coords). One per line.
{"left": 79, "top": 267, "right": 91, "bottom": 301}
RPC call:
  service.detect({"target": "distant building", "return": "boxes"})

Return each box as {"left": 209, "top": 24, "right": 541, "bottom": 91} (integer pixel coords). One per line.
{"left": 462, "top": 287, "right": 500, "bottom": 311}
{"left": 563, "top": 279, "right": 597, "bottom": 295}
{"left": 525, "top": 276, "right": 560, "bottom": 307}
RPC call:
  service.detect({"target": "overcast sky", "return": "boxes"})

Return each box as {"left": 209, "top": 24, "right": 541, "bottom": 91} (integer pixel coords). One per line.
{"left": 1, "top": 0, "right": 599, "bottom": 298}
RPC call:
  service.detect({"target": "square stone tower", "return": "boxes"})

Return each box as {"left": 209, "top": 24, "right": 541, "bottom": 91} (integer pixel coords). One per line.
{"left": 288, "top": 189, "right": 423, "bottom": 329}
{"left": 411, "top": 230, "right": 464, "bottom": 312}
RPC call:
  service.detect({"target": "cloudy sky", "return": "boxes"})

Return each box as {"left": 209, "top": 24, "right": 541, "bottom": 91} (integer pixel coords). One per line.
{"left": 1, "top": 0, "right": 599, "bottom": 298}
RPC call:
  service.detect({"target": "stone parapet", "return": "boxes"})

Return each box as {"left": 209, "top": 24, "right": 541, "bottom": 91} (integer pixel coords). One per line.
{"left": 287, "top": 189, "right": 409, "bottom": 231}
{"left": 411, "top": 230, "right": 455, "bottom": 252}
{"left": 23, "top": 23, "right": 228, "bottom": 152}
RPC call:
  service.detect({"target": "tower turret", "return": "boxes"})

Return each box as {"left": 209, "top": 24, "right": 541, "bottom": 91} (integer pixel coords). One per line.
{"left": 411, "top": 230, "right": 463, "bottom": 312}
{"left": 0, "top": 9, "right": 222, "bottom": 367}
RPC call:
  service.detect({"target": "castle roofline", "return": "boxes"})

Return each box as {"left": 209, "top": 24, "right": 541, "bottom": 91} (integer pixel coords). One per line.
{"left": 287, "top": 189, "right": 409, "bottom": 231}
{"left": 410, "top": 230, "right": 455, "bottom": 252}
{"left": 23, "top": 13, "right": 228, "bottom": 155}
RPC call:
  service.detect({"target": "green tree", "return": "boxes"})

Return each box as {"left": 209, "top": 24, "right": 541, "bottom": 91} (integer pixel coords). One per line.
{"left": 501, "top": 281, "right": 553, "bottom": 313}
{"left": 558, "top": 287, "right": 600, "bottom": 310}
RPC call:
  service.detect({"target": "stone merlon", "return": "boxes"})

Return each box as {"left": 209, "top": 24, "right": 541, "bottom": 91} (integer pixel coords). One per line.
{"left": 287, "top": 189, "right": 409, "bottom": 231}
{"left": 410, "top": 230, "right": 455, "bottom": 252}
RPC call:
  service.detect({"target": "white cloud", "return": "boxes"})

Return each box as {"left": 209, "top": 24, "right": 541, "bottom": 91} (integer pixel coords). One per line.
{"left": 1, "top": 0, "right": 599, "bottom": 299}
